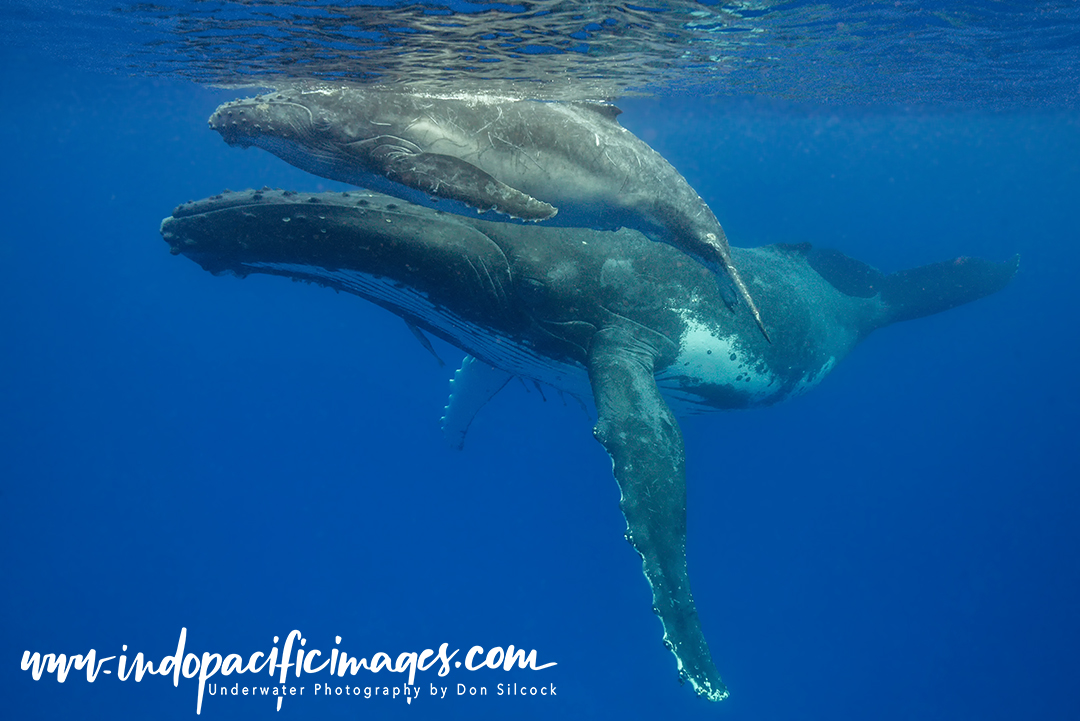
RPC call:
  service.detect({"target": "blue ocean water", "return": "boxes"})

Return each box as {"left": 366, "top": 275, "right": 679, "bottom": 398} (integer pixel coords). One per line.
{"left": 1, "top": 2, "right": 1079, "bottom": 720}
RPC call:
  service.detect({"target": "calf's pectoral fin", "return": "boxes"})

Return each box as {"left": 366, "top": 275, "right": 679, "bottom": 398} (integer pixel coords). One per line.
{"left": 346, "top": 140, "right": 557, "bottom": 221}
{"left": 699, "top": 231, "right": 770, "bottom": 343}
{"left": 587, "top": 321, "right": 728, "bottom": 702}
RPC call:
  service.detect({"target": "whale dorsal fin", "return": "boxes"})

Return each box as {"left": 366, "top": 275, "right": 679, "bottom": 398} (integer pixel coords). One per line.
{"left": 572, "top": 102, "right": 623, "bottom": 122}
{"left": 803, "top": 246, "right": 885, "bottom": 298}
{"left": 346, "top": 137, "right": 558, "bottom": 221}
{"left": 441, "top": 355, "right": 514, "bottom": 450}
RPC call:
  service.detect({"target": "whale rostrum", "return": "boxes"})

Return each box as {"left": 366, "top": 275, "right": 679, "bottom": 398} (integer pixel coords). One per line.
{"left": 208, "top": 86, "right": 771, "bottom": 341}
{"left": 161, "top": 188, "right": 1018, "bottom": 702}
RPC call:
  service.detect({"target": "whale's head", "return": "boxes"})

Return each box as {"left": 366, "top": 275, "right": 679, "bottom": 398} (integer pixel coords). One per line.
{"left": 209, "top": 90, "right": 369, "bottom": 185}
{"left": 209, "top": 91, "right": 337, "bottom": 149}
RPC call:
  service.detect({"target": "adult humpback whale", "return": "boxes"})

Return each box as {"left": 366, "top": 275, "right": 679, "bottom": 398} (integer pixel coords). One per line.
{"left": 160, "top": 188, "right": 1017, "bottom": 703}
{"left": 207, "top": 86, "right": 771, "bottom": 341}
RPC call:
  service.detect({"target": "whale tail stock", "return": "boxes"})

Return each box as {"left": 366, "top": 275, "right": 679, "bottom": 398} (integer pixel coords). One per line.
{"left": 879, "top": 254, "right": 1020, "bottom": 326}
{"left": 797, "top": 244, "right": 1020, "bottom": 330}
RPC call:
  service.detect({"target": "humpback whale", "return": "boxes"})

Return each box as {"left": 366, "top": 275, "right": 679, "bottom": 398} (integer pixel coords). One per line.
{"left": 160, "top": 188, "right": 1018, "bottom": 702}
{"left": 207, "top": 86, "right": 771, "bottom": 340}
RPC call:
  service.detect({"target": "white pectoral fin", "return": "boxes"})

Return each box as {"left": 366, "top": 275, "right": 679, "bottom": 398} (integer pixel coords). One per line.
{"left": 441, "top": 355, "right": 514, "bottom": 450}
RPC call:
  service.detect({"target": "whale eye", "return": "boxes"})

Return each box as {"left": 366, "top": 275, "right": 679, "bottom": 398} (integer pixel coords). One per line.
{"left": 516, "top": 277, "right": 548, "bottom": 307}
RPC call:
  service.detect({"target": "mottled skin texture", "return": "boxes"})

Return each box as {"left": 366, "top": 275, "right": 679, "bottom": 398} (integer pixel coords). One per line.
{"left": 161, "top": 189, "right": 1017, "bottom": 703}
{"left": 208, "top": 85, "right": 770, "bottom": 340}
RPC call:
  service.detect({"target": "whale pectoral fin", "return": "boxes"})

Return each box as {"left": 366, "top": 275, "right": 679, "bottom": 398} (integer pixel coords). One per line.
{"left": 441, "top": 355, "right": 514, "bottom": 450}
{"left": 346, "top": 140, "right": 557, "bottom": 221}
{"left": 587, "top": 322, "right": 728, "bottom": 702}
{"left": 404, "top": 320, "right": 446, "bottom": 367}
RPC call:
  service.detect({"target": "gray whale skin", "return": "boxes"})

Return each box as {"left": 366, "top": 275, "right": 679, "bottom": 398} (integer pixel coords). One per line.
{"left": 161, "top": 188, "right": 1018, "bottom": 703}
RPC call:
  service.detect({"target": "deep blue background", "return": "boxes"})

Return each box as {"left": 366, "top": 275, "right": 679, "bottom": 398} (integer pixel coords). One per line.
{"left": 2, "top": 57, "right": 1078, "bottom": 720}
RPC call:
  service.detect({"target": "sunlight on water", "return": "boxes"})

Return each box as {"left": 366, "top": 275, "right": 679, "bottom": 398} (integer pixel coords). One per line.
{"left": 2, "top": 1, "right": 1078, "bottom": 106}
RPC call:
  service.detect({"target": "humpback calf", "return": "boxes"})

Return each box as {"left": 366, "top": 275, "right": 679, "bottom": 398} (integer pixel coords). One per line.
{"left": 161, "top": 188, "right": 1017, "bottom": 702}
{"left": 208, "top": 86, "right": 771, "bottom": 340}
